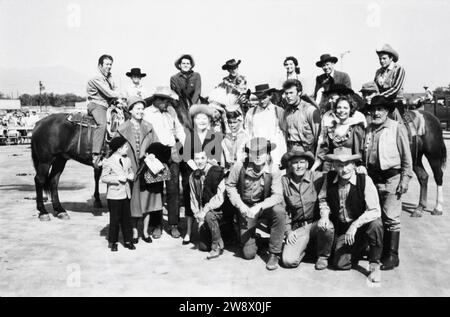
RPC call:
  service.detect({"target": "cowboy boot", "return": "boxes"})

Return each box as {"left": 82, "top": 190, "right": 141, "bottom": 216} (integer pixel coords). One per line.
{"left": 381, "top": 231, "right": 400, "bottom": 270}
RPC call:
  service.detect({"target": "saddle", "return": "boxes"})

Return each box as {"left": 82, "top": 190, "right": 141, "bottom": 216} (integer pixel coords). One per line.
{"left": 66, "top": 112, "right": 98, "bottom": 158}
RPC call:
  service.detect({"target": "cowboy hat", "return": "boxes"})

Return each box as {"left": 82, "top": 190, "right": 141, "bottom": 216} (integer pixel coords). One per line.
{"left": 189, "top": 103, "right": 216, "bottom": 118}
{"left": 280, "top": 150, "right": 315, "bottom": 170}
{"left": 126, "top": 68, "right": 146, "bottom": 78}
{"left": 145, "top": 86, "right": 178, "bottom": 106}
{"left": 376, "top": 44, "right": 399, "bottom": 62}
{"left": 222, "top": 59, "right": 241, "bottom": 70}
{"left": 316, "top": 54, "right": 338, "bottom": 67}
{"left": 366, "top": 95, "right": 397, "bottom": 112}
{"left": 323, "top": 84, "right": 355, "bottom": 96}
{"left": 360, "top": 81, "right": 379, "bottom": 93}
{"left": 252, "top": 84, "right": 279, "bottom": 97}
{"left": 324, "top": 147, "right": 361, "bottom": 163}
{"left": 245, "top": 137, "right": 276, "bottom": 155}
{"left": 174, "top": 54, "right": 195, "bottom": 70}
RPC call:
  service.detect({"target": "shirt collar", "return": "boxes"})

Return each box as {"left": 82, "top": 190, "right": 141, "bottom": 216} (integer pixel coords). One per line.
{"left": 329, "top": 70, "right": 335, "bottom": 78}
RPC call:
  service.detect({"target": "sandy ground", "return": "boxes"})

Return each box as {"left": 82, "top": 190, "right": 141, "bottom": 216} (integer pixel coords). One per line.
{"left": 1, "top": 136, "right": 450, "bottom": 297}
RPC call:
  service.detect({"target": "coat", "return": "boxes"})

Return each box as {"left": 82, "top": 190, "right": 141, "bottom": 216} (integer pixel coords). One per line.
{"left": 314, "top": 70, "right": 352, "bottom": 97}
{"left": 116, "top": 119, "right": 159, "bottom": 217}
{"left": 101, "top": 154, "right": 133, "bottom": 200}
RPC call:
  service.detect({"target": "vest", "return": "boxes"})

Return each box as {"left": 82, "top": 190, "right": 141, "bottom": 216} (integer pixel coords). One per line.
{"left": 237, "top": 164, "right": 272, "bottom": 205}
{"left": 367, "top": 119, "right": 401, "bottom": 170}
{"left": 326, "top": 171, "right": 366, "bottom": 224}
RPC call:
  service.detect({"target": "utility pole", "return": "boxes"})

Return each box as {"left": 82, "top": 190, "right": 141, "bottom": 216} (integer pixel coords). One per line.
{"left": 340, "top": 50, "right": 351, "bottom": 71}
{"left": 39, "top": 81, "right": 45, "bottom": 112}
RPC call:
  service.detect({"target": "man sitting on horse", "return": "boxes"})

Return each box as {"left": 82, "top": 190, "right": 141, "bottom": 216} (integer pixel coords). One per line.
{"left": 87, "top": 54, "right": 124, "bottom": 168}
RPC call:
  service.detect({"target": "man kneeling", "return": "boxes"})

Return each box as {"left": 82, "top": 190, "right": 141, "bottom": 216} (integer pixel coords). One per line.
{"left": 280, "top": 150, "right": 334, "bottom": 270}
{"left": 226, "top": 137, "right": 285, "bottom": 270}
{"left": 318, "top": 147, "right": 384, "bottom": 282}
{"left": 189, "top": 150, "right": 227, "bottom": 259}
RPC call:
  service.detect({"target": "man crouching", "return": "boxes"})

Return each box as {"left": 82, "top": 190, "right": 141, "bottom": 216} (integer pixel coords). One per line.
{"left": 226, "top": 137, "right": 285, "bottom": 270}
{"left": 318, "top": 147, "right": 384, "bottom": 283}
{"left": 279, "top": 150, "right": 334, "bottom": 270}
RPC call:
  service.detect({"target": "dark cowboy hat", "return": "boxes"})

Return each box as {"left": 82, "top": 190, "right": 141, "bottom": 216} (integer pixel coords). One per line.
{"left": 324, "top": 147, "right": 361, "bottom": 163}
{"left": 252, "top": 84, "right": 279, "bottom": 97}
{"left": 145, "top": 86, "right": 178, "bottom": 106}
{"left": 144, "top": 142, "right": 172, "bottom": 164}
{"left": 280, "top": 150, "right": 315, "bottom": 170}
{"left": 376, "top": 44, "right": 399, "bottom": 62}
{"left": 360, "top": 81, "right": 379, "bottom": 93}
{"left": 316, "top": 54, "right": 338, "bottom": 67}
{"left": 109, "top": 136, "right": 128, "bottom": 154}
{"left": 366, "top": 95, "right": 397, "bottom": 112}
{"left": 126, "top": 68, "right": 146, "bottom": 78}
{"left": 222, "top": 59, "right": 241, "bottom": 70}
{"left": 174, "top": 54, "right": 195, "bottom": 70}
{"left": 323, "top": 84, "right": 355, "bottom": 96}
{"left": 245, "top": 137, "right": 276, "bottom": 155}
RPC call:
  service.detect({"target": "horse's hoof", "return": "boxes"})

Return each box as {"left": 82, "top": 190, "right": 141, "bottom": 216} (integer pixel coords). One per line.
{"left": 93, "top": 201, "right": 103, "bottom": 209}
{"left": 57, "top": 212, "right": 70, "bottom": 220}
{"left": 39, "top": 214, "right": 51, "bottom": 221}
{"left": 431, "top": 209, "right": 443, "bottom": 216}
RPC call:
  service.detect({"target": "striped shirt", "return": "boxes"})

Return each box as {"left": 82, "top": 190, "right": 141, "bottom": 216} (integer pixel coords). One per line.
{"left": 374, "top": 62, "right": 405, "bottom": 100}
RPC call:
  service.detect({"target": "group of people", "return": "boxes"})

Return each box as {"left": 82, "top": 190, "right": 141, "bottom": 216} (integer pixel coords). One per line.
{"left": 88, "top": 43, "right": 412, "bottom": 283}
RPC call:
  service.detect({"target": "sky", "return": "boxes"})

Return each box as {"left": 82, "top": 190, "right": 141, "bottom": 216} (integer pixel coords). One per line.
{"left": 0, "top": 0, "right": 449, "bottom": 96}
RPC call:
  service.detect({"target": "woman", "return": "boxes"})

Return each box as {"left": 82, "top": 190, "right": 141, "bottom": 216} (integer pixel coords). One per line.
{"left": 181, "top": 104, "right": 223, "bottom": 245}
{"left": 283, "top": 56, "right": 301, "bottom": 81}
{"left": 311, "top": 96, "right": 366, "bottom": 171}
{"left": 116, "top": 96, "right": 159, "bottom": 244}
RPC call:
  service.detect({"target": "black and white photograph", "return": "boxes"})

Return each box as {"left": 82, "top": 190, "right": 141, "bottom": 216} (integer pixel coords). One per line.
{"left": 0, "top": 0, "right": 449, "bottom": 299}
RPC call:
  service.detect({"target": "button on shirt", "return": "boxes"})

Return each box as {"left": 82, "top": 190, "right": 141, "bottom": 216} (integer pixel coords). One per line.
{"left": 143, "top": 105, "right": 186, "bottom": 147}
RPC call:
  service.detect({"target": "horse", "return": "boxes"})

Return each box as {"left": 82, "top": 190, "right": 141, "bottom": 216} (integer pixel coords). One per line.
{"left": 31, "top": 104, "right": 126, "bottom": 221}
{"left": 358, "top": 100, "right": 447, "bottom": 217}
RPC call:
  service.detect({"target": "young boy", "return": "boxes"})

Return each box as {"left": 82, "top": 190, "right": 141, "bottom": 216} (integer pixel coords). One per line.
{"left": 101, "top": 136, "right": 136, "bottom": 252}
{"left": 189, "top": 150, "right": 227, "bottom": 259}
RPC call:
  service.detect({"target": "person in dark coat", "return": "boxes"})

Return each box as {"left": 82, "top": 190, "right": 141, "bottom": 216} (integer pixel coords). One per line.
{"left": 314, "top": 54, "right": 352, "bottom": 103}
{"left": 170, "top": 54, "right": 202, "bottom": 130}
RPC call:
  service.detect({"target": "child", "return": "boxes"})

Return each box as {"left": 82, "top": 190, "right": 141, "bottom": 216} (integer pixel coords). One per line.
{"left": 125, "top": 68, "right": 148, "bottom": 99}
{"left": 101, "top": 136, "right": 136, "bottom": 252}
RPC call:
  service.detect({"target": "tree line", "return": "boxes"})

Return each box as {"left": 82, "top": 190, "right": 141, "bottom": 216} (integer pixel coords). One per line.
{"left": 0, "top": 92, "right": 86, "bottom": 107}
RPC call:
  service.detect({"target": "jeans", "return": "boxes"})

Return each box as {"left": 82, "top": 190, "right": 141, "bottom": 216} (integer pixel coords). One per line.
{"left": 331, "top": 218, "right": 384, "bottom": 269}
{"left": 282, "top": 220, "right": 334, "bottom": 268}
{"left": 87, "top": 102, "right": 107, "bottom": 154}
{"left": 238, "top": 204, "right": 286, "bottom": 259}
{"left": 375, "top": 174, "right": 402, "bottom": 231}
{"left": 107, "top": 198, "right": 132, "bottom": 244}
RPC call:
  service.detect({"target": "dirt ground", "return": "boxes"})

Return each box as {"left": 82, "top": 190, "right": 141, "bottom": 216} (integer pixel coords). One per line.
{"left": 1, "top": 136, "right": 450, "bottom": 297}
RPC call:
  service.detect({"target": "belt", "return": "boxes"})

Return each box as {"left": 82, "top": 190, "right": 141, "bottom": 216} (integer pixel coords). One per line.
{"left": 291, "top": 218, "right": 314, "bottom": 230}
{"left": 369, "top": 167, "right": 401, "bottom": 183}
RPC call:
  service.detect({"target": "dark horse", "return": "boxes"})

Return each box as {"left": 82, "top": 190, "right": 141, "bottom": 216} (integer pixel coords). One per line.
{"left": 31, "top": 113, "right": 104, "bottom": 221}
